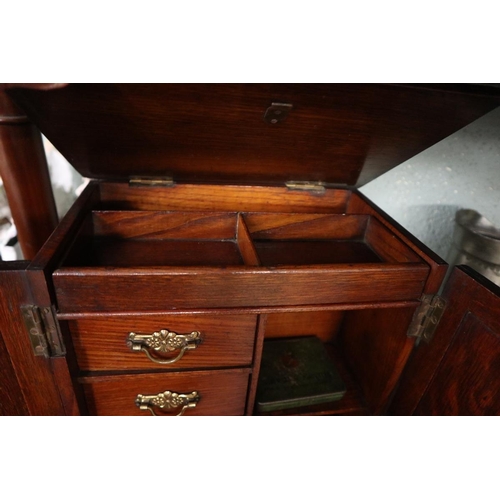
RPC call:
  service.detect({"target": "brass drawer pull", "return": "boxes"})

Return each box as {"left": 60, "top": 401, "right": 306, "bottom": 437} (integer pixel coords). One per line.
{"left": 135, "top": 390, "right": 200, "bottom": 416}
{"left": 127, "top": 329, "right": 201, "bottom": 365}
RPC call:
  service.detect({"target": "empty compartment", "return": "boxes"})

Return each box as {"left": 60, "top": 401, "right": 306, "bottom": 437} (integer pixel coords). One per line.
{"left": 61, "top": 211, "right": 258, "bottom": 267}
{"left": 243, "top": 213, "right": 423, "bottom": 266}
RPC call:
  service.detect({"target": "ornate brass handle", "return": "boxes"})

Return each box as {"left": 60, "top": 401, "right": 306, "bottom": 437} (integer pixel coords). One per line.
{"left": 135, "top": 390, "right": 200, "bottom": 416}
{"left": 127, "top": 329, "right": 201, "bottom": 365}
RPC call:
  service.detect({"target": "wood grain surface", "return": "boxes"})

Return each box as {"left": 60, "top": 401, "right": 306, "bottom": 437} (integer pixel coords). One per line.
{"left": 8, "top": 84, "right": 500, "bottom": 186}
{"left": 66, "top": 314, "right": 257, "bottom": 371}
{"left": 79, "top": 368, "right": 251, "bottom": 416}
{"left": 338, "top": 306, "right": 418, "bottom": 414}
{"left": 0, "top": 90, "right": 58, "bottom": 258}
{"left": 99, "top": 183, "right": 351, "bottom": 213}
{"left": 92, "top": 211, "right": 238, "bottom": 239}
{"left": 0, "top": 264, "right": 68, "bottom": 415}
{"left": 53, "top": 264, "right": 429, "bottom": 312}
{"left": 391, "top": 266, "right": 500, "bottom": 415}
{"left": 243, "top": 213, "right": 368, "bottom": 240}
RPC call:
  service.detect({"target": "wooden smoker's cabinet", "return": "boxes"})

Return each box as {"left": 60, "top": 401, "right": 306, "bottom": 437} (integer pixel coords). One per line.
{"left": 1, "top": 84, "right": 500, "bottom": 416}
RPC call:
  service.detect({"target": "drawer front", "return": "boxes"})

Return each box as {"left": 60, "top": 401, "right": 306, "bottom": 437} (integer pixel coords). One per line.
{"left": 79, "top": 369, "right": 251, "bottom": 416}
{"left": 67, "top": 314, "right": 257, "bottom": 372}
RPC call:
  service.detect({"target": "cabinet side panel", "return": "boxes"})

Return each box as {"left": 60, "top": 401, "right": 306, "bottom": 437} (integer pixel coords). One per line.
{"left": 0, "top": 267, "right": 67, "bottom": 415}
{"left": 0, "top": 330, "right": 29, "bottom": 415}
{"left": 338, "top": 306, "right": 418, "bottom": 415}
{"left": 389, "top": 266, "right": 500, "bottom": 415}
{"left": 414, "top": 313, "right": 500, "bottom": 415}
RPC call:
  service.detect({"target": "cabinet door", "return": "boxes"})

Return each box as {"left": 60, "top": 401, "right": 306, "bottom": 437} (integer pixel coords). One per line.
{"left": 392, "top": 266, "right": 500, "bottom": 416}
{"left": 0, "top": 262, "right": 75, "bottom": 415}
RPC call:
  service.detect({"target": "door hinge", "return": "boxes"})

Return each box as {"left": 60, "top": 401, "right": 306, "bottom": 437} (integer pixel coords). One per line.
{"left": 407, "top": 294, "right": 446, "bottom": 345}
{"left": 285, "top": 180, "right": 326, "bottom": 194}
{"left": 129, "top": 176, "right": 175, "bottom": 187}
{"left": 21, "top": 305, "right": 66, "bottom": 358}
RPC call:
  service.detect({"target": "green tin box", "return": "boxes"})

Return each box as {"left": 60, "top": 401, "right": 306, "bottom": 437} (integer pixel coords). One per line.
{"left": 256, "top": 336, "right": 346, "bottom": 413}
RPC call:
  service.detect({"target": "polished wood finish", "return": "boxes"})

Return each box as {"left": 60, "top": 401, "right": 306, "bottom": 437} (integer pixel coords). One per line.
{"left": 365, "top": 217, "right": 422, "bottom": 264}
{"left": 37, "top": 184, "right": 432, "bottom": 312}
{"left": 0, "top": 322, "right": 29, "bottom": 415}
{"left": 243, "top": 213, "right": 368, "bottom": 240}
{"left": 347, "top": 192, "right": 448, "bottom": 295}
{"left": 30, "top": 182, "right": 101, "bottom": 274}
{"left": 66, "top": 314, "right": 257, "bottom": 371}
{"left": 92, "top": 210, "right": 238, "bottom": 239}
{"left": 2, "top": 84, "right": 498, "bottom": 416}
{"left": 79, "top": 368, "right": 251, "bottom": 416}
{"left": 8, "top": 84, "right": 500, "bottom": 187}
{"left": 53, "top": 264, "right": 429, "bottom": 312}
{"left": 100, "top": 182, "right": 351, "bottom": 213}
{"left": 245, "top": 314, "right": 267, "bottom": 415}
{"left": 264, "top": 311, "right": 345, "bottom": 342}
{"left": 389, "top": 267, "right": 500, "bottom": 415}
{"left": 0, "top": 90, "right": 58, "bottom": 259}
{"left": 236, "top": 214, "right": 260, "bottom": 266}
{"left": 0, "top": 262, "right": 69, "bottom": 415}
{"left": 338, "top": 306, "right": 418, "bottom": 414}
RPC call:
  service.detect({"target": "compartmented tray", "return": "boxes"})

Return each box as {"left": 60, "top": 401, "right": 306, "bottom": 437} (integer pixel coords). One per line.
{"left": 60, "top": 210, "right": 421, "bottom": 268}
{"left": 33, "top": 182, "right": 432, "bottom": 313}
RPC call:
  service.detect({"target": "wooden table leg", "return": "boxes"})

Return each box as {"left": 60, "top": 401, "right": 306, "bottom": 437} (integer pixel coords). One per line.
{"left": 0, "top": 90, "right": 59, "bottom": 259}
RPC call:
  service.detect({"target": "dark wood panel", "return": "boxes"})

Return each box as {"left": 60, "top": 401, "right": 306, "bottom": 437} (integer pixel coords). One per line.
{"left": 74, "top": 239, "right": 244, "bottom": 267}
{"left": 365, "top": 217, "right": 422, "bottom": 264}
{"left": 347, "top": 192, "right": 447, "bottom": 294}
{"left": 53, "top": 264, "right": 429, "bottom": 312}
{"left": 243, "top": 213, "right": 368, "bottom": 240}
{"left": 9, "top": 84, "right": 500, "bottom": 186}
{"left": 338, "top": 306, "right": 418, "bottom": 415}
{"left": 92, "top": 211, "right": 238, "bottom": 239}
{"left": 254, "top": 240, "right": 381, "bottom": 266}
{"left": 414, "top": 313, "right": 500, "bottom": 415}
{"left": 264, "top": 311, "right": 345, "bottom": 342}
{"left": 66, "top": 314, "right": 257, "bottom": 371}
{"left": 100, "top": 183, "right": 350, "bottom": 213}
{"left": 236, "top": 214, "right": 260, "bottom": 266}
{"left": 79, "top": 368, "right": 250, "bottom": 416}
{"left": 0, "top": 90, "right": 58, "bottom": 258}
{"left": 0, "top": 329, "right": 29, "bottom": 416}
{"left": 391, "top": 266, "right": 500, "bottom": 416}
{"left": 29, "top": 182, "right": 101, "bottom": 275}
{"left": 57, "top": 300, "right": 421, "bottom": 320}
{"left": 25, "top": 269, "right": 83, "bottom": 415}
{"left": 0, "top": 264, "right": 68, "bottom": 415}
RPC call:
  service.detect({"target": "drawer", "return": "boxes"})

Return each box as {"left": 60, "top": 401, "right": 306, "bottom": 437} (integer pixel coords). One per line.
{"left": 79, "top": 368, "right": 251, "bottom": 416}
{"left": 50, "top": 204, "right": 430, "bottom": 313}
{"left": 66, "top": 314, "right": 258, "bottom": 372}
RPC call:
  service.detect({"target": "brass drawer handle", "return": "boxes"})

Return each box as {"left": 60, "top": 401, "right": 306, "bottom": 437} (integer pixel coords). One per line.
{"left": 135, "top": 390, "right": 200, "bottom": 416}
{"left": 127, "top": 329, "right": 201, "bottom": 365}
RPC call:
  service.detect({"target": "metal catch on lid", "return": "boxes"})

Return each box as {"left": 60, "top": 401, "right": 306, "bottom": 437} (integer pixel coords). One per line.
{"left": 264, "top": 102, "right": 293, "bottom": 124}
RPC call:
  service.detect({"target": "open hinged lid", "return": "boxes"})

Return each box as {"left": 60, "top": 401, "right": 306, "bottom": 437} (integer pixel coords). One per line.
{"left": 7, "top": 83, "right": 500, "bottom": 187}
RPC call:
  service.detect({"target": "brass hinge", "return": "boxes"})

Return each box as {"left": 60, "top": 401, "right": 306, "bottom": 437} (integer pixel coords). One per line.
{"left": 21, "top": 305, "right": 66, "bottom": 358}
{"left": 407, "top": 294, "right": 446, "bottom": 345}
{"left": 285, "top": 181, "right": 326, "bottom": 194}
{"left": 129, "top": 176, "right": 175, "bottom": 187}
